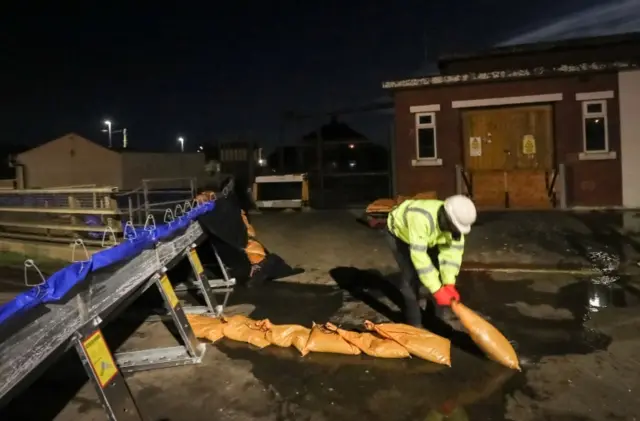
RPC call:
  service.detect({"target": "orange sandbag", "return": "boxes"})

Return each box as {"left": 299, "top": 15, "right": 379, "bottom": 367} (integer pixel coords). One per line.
{"left": 451, "top": 301, "right": 521, "bottom": 371}
{"left": 221, "top": 315, "right": 271, "bottom": 349}
{"left": 412, "top": 191, "right": 437, "bottom": 200}
{"left": 365, "top": 198, "right": 396, "bottom": 213}
{"left": 325, "top": 323, "right": 410, "bottom": 359}
{"left": 196, "top": 191, "right": 216, "bottom": 204}
{"left": 395, "top": 195, "right": 410, "bottom": 204}
{"left": 364, "top": 321, "right": 451, "bottom": 366}
{"left": 303, "top": 323, "right": 361, "bottom": 356}
{"left": 240, "top": 210, "right": 256, "bottom": 237}
{"left": 246, "top": 239, "right": 267, "bottom": 264}
{"left": 256, "top": 319, "right": 311, "bottom": 355}
{"left": 186, "top": 314, "right": 225, "bottom": 343}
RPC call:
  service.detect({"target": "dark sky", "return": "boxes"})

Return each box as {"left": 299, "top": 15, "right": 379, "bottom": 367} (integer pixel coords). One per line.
{"left": 0, "top": 0, "right": 607, "bottom": 152}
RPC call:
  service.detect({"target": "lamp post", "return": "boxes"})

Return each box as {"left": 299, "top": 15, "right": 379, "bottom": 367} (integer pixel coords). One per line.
{"left": 178, "top": 136, "right": 185, "bottom": 152}
{"left": 104, "top": 120, "right": 112, "bottom": 148}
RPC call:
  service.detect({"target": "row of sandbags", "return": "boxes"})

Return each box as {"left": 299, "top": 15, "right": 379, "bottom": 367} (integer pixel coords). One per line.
{"left": 365, "top": 191, "right": 438, "bottom": 214}
{"left": 186, "top": 301, "right": 520, "bottom": 370}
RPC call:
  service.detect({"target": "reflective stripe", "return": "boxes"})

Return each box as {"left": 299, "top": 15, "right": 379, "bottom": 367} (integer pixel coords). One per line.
{"left": 403, "top": 206, "right": 435, "bottom": 233}
{"left": 416, "top": 265, "right": 436, "bottom": 275}
{"left": 409, "top": 244, "right": 429, "bottom": 252}
{"left": 440, "top": 260, "right": 461, "bottom": 270}
{"left": 389, "top": 210, "right": 396, "bottom": 232}
{"left": 449, "top": 244, "right": 464, "bottom": 251}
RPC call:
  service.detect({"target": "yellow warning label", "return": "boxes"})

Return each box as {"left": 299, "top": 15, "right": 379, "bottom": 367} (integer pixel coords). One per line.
{"left": 469, "top": 137, "right": 482, "bottom": 157}
{"left": 522, "top": 134, "right": 536, "bottom": 155}
{"left": 189, "top": 249, "right": 204, "bottom": 275}
{"left": 159, "top": 274, "right": 179, "bottom": 309}
{"left": 82, "top": 330, "right": 118, "bottom": 388}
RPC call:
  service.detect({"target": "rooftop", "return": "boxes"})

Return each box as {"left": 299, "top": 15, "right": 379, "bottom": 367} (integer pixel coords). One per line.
{"left": 301, "top": 118, "right": 369, "bottom": 143}
{"left": 382, "top": 61, "right": 638, "bottom": 90}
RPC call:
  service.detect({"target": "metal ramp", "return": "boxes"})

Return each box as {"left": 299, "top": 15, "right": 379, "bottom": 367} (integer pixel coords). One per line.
{"left": 0, "top": 221, "right": 236, "bottom": 421}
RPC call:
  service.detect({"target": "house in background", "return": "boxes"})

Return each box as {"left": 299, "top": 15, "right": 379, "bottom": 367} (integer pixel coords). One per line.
{"left": 383, "top": 32, "right": 640, "bottom": 209}
{"left": 15, "top": 133, "right": 208, "bottom": 190}
{"left": 269, "top": 117, "right": 388, "bottom": 174}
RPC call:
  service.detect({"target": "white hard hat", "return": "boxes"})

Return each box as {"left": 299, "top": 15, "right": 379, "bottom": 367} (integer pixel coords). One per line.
{"left": 443, "top": 195, "right": 477, "bottom": 235}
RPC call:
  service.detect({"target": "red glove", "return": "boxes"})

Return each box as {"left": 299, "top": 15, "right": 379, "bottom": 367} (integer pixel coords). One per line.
{"left": 433, "top": 286, "right": 455, "bottom": 306}
{"left": 444, "top": 285, "right": 460, "bottom": 302}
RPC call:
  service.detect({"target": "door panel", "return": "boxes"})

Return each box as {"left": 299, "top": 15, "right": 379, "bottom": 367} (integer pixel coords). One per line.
{"left": 462, "top": 104, "right": 555, "bottom": 209}
{"left": 462, "top": 105, "right": 553, "bottom": 171}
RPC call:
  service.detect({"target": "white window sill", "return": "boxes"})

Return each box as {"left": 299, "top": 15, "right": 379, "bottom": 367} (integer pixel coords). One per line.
{"left": 412, "top": 158, "right": 443, "bottom": 167}
{"left": 578, "top": 151, "right": 617, "bottom": 161}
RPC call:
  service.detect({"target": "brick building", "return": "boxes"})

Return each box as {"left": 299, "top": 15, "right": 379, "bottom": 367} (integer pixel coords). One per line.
{"left": 383, "top": 33, "right": 640, "bottom": 209}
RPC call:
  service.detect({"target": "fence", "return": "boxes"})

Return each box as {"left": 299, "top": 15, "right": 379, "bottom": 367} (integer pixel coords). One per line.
{"left": 309, "top": 171, "right": 391, "bottom": 209}
{"left": 0, "top": 187, "right": 121, "bottom": 246}
{"left": 115, "top": 178, "right": 196, "bottom": 226}
{"left": 0, "top": 178, "right": 198, "bottom": 246}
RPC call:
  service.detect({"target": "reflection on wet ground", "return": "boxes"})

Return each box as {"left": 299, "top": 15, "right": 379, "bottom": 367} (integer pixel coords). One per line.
{"left": 1, "top": 267, "right": 638, "bottom": 420}
{"left": 212, "top": 272, "right": 640, "bottom": 421}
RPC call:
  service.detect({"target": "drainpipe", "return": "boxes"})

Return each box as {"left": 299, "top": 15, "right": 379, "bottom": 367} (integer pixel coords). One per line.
{"left": 8, "top": 155, "right": 26, "bottom": 189}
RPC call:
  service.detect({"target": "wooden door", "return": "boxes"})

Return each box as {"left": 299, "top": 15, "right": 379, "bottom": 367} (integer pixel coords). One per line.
{"left": 462, "top": 105, "right": 554, "bottom": 209}
{"left": 462, "top": 105, "right": 553, "bottom": 171}
{"left": 462, "top": 109, "right": 509, "bottom": 171}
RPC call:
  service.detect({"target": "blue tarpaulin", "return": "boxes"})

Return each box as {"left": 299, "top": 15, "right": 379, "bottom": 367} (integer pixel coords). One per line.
{"left": 0, "top": 201, "right": 215, "bottom": 325}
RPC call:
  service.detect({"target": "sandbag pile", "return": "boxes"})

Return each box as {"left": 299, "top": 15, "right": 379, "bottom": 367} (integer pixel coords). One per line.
{"left": 365, "top": 191, "right": 438, "bottom": 214}
{"left": 186, "top": 303, "right": 521, "bottom": 371}
{"left": 240, "top": 210, "right": 268, "bottom": 266}
{"left": 186, "top": 314, "right": 452, "bottom": 366}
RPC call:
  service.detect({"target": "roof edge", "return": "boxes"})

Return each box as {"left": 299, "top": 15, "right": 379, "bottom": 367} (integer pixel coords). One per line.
{"left": 382, "top": 61, "right": 638, "bottom": 90}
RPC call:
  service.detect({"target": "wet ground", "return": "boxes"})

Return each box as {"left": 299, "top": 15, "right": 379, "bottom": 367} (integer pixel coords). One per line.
{"left": 1, "top": 210, "right": 640, "bottom": 420}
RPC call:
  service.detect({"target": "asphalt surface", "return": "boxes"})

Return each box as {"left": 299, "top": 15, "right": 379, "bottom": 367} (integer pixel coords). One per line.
{"left": 0, "top": 210, "right": 639, "bottom": 420}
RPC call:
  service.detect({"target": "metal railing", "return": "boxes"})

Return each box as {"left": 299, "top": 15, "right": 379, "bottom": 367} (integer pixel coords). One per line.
{"left": 116, "top": 178, "right": 196, "bottom": 226}
{"left": 0, "top": 186, "right": 121, "bottom": 246}
{"left": 0, "top": 178, "right": 198, "bottom": 246}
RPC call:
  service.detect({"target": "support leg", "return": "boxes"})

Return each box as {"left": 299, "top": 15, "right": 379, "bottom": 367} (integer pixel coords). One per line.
{"left": 183, "top": 245, "right": 235, "bottom": 316}
{"left": 74, "top": 325, "right": 144, "bottom": 421}
{"left": 114, "top": 273, "right": 206, "bottom": 372}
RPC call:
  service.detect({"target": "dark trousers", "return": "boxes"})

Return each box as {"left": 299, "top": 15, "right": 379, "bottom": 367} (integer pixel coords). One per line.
{"left": 384, "top": 230, "right": 444, "bottom": 327}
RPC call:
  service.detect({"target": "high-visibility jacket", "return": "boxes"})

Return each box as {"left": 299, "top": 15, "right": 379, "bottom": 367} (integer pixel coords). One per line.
{"left": 387, "top": 199, "right": 465, "bottom": 293}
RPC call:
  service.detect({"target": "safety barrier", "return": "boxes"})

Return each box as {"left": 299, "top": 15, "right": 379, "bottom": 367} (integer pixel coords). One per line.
{"left": 252, "top": 173, "right": 309, "bottom": 210}
{"left": 0, "top": 186, "right": 121, "bottom": 246}
{"left": 0, "top": 195, "right": 236, "bottom": 421}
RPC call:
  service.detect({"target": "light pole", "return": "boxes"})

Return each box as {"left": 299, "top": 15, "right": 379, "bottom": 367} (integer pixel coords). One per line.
{"left": 104, "top": 120, "right": 112, "bottom": 148}
{"left": 178, "top": 136, "right": 185, "bottom": 152}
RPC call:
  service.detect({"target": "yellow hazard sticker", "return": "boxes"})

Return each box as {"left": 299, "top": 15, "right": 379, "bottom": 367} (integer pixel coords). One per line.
{"left": 159, "top": 274, "right": 179, "bottom": 309}
{"left": 82, "top": 330, "right": 118, "bottom": 388}
{"left": 189, "top": 249, "right": 204, "bottom": 275}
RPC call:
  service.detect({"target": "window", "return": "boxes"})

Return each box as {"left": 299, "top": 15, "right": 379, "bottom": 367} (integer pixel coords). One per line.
{"left": 582, "top": 100, "right": 608, "bottom": 153}
{"left": 415, "top": 112, "right": 437, "bottom": 160}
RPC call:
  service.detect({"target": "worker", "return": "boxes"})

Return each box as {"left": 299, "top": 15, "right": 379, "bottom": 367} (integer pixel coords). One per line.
{"left": 385, "top": 195, "right": 477, "bottom": 327}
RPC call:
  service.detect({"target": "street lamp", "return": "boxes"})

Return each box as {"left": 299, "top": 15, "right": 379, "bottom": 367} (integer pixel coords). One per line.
{"left": 178, "top": 136, "right": 185, "bottom": 152}
{"left": 104, "top": 120, "right": 112, "bottom": 148}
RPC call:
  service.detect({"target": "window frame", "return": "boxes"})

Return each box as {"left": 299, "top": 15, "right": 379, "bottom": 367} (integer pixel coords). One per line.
{"left": 581, "top": 100, "right": 609, "bottom": 153}
{"left": 414, "top": 112, "right": 438, "bottom": 160}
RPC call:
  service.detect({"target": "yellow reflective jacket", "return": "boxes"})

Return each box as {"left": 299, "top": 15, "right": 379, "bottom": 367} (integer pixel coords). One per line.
{"left": 387, "top": 199, "right": 465, "bottom": 293}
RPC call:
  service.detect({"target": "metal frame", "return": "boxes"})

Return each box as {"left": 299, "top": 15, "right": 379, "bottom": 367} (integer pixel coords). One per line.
{"left": 113, "top": 271, "right": 206, "bottom": 373}
{"left": 175, "top": 243, "right": 236, "bottom": 316}
{"left": 0, "top": 220, "right": 234, "bottom": 421}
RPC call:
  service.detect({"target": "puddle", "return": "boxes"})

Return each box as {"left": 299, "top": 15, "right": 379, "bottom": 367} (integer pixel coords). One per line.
{"left": 210, "top": 270, "right": 640, "bottom": 420}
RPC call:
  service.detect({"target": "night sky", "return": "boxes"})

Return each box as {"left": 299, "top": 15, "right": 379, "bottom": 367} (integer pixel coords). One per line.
{"left": 0, "top": 1, "right": 617, "bottom": 152}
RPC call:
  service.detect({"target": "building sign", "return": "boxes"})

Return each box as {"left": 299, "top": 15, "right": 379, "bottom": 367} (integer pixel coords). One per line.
{"left": 469, "top": 137, "right": 482, "bottom": 157}
{"left": 522, "top": 135, "right": 536, "bottom": 155}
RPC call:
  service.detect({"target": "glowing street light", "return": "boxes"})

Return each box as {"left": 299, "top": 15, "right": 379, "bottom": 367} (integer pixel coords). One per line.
{"left": 178, "top": 136, "right": 185, "bottom": 152}
{"left": 104, "top": 120, "right": 112, "bottom": 148}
